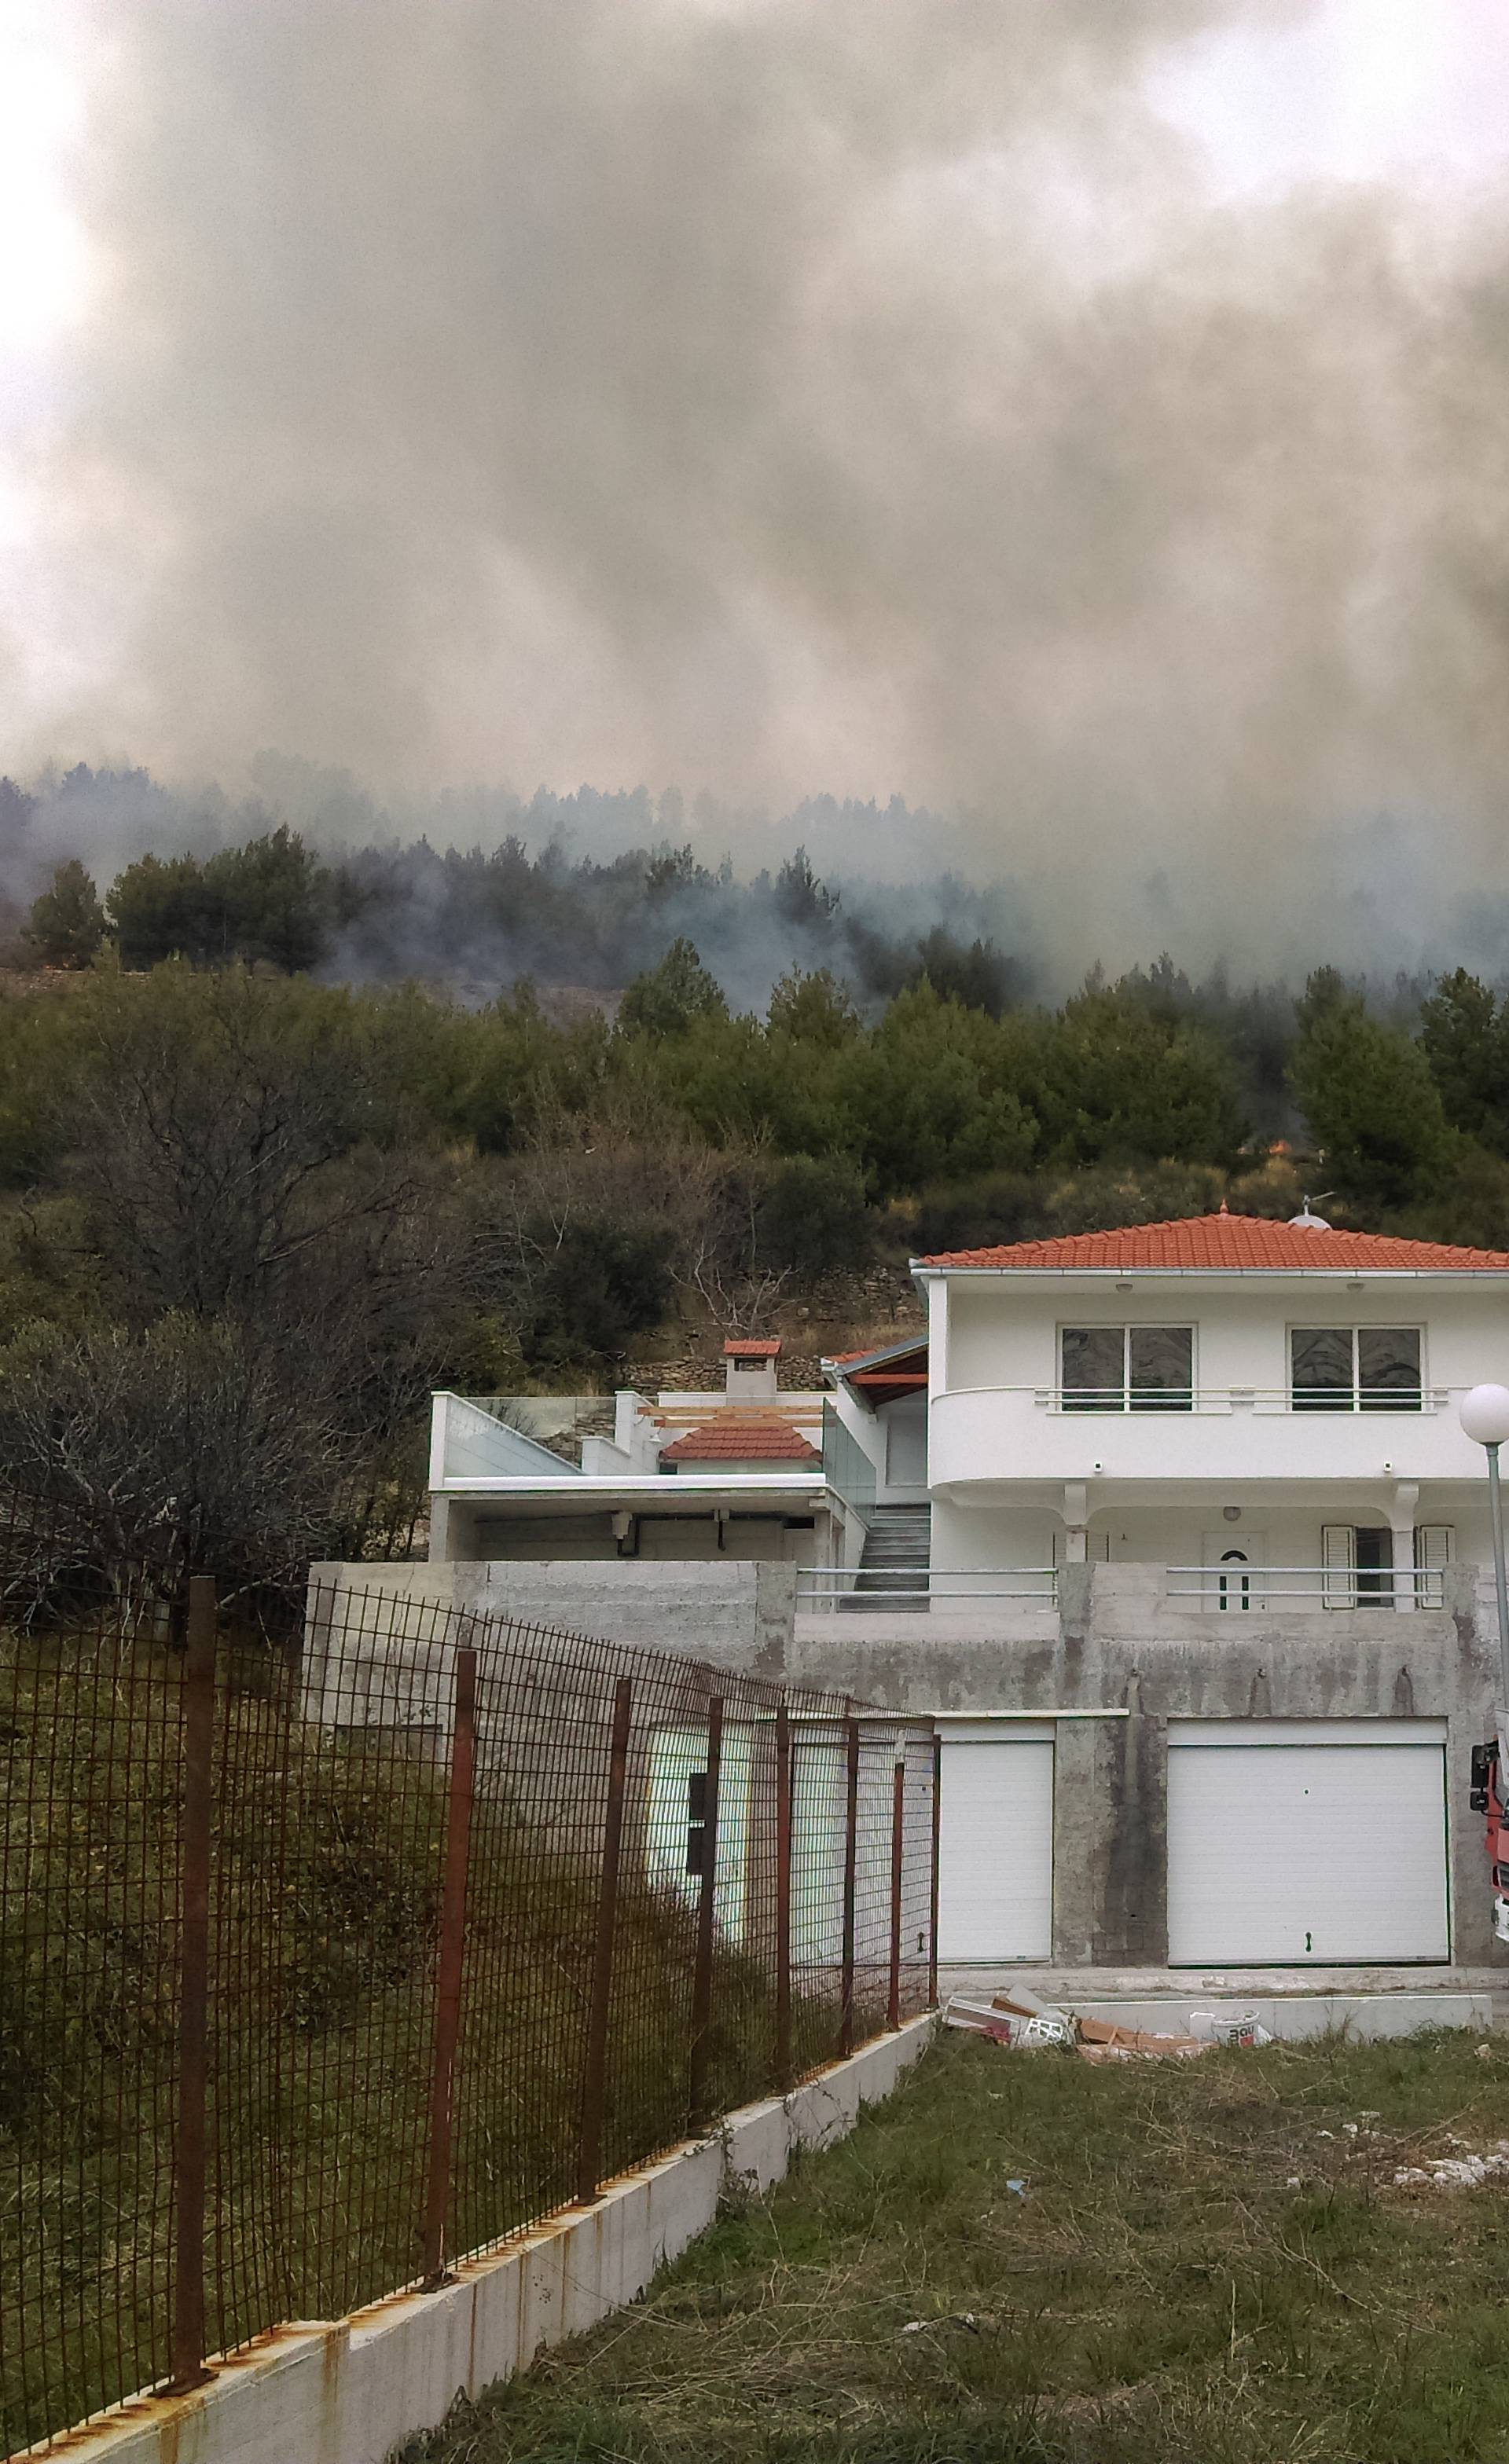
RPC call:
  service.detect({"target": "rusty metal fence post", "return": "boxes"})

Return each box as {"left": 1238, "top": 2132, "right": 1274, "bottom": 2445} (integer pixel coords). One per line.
{"left": 887, "top": 1756, "right": 905, "bottom": 2031}
{"left": 837, "top": 1714, "right": 859, "bottom": 2058}
{"left": 168, "top": 1576, "right": 217, "bottom": 2394}
{"left": 774, "top": 1701, "right": 792, "bottom": 2088}
{"left": 928, "top": 1730, "right": 942, "bottom": 2009}
{"left": 688, "top": 1695, "right": 724, "bottom": 2126}
{"left": 423, "top": 1642, "right": 478, "bottom": 2287}
{"left": 578, "top": 1676, "right": 633, "bottom": 2203}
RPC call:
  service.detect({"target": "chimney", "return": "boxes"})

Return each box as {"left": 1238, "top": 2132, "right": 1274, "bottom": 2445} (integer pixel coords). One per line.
{"left": 723, "top": 1336, "right": 780, "bottom": 1402}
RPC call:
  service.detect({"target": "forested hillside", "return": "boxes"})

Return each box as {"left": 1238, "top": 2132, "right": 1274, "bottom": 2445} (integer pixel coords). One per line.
{"left": 5, "top": 813, "right": 1509, "bottom": 1590}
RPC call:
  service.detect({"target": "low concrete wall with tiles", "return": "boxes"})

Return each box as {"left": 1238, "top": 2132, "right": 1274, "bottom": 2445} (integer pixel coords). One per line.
{"left": 48, "top": 2018, "right": 933, "bottom": 2464}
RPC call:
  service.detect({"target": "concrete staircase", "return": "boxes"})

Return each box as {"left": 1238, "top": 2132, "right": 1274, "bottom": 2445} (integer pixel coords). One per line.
{"left": 843, "top": 1505, "right": 931, "bottom": 1611}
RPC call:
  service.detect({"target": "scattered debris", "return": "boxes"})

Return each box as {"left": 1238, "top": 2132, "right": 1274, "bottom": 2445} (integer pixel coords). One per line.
{"left": 901, "top": 2312, "right": 980, "bottom": 2335}
{"left": 1076, "top": 2017, "right": 1210, "bottom": 2063}
{"left": 1005, "top": 2178, "right": 1029, "bottom": 2198}
{"left": 1478, "top": 2042, "right": 1494, "bottom": 2061}
{"left": 944, "top": 1987, "right": 1074, "bottom": 2048}
{"left": 1392, "top": 2144, "right": 1509, "bottom": 2191}
{"left": 944, "top": 1992, "right": 1218, "bottom": 2061}
{"left": 942, "top": 1995, "right": 1015, "bottom": 2045}
{"left": 1189, "top": 2008, "right": 1274, "bottom": 2048}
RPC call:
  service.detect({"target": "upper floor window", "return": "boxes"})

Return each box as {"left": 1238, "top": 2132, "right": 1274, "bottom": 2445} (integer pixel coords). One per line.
{"left": 1061, "top": 1326, "right": 1192, "bottom": 1412}
{"left": 1291, "top": 1327, "right": 1422, "bottom": 1413}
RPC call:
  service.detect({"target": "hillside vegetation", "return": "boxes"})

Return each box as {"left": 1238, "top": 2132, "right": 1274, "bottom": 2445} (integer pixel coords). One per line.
{"left": 5, "top": 822, "right": 1509, "bottom": 1586}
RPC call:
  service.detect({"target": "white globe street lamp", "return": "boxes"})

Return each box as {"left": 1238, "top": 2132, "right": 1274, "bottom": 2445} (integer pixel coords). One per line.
{"left": 1459, "top": 1384, "right": 1509, "bottom": 1746}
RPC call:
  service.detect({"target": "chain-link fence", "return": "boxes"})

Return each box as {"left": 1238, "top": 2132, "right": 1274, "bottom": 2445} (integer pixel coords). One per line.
{"left": 1, "top": 1501, "right": 938, "bottom": 2458}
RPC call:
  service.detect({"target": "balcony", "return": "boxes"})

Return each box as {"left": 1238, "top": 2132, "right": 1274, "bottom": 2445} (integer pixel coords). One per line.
{"left": 797, "top": 1565, "right": 1057, "bottom": 1614}
{"left": 927, "top": 1384, "right": 1483, "bottom": 1492}
{"left": 794, "top": 1556, "right": 1478, "bottom": 1630}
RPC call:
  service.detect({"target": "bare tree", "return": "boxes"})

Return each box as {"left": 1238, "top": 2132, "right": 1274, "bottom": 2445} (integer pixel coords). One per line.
{"left": 0, "top": 1314, "right": 342, "bottom": 1606}
{"left": 470, "top": 1106, "right": 789, "bottom": 1347}
{"left": 59, "top": 962, "right": 436, "bottom": 1322}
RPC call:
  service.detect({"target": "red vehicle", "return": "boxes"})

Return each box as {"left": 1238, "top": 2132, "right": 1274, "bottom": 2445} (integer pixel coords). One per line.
{"left": 1470, "top": 1740, "right": 1509, "bottom": 1943}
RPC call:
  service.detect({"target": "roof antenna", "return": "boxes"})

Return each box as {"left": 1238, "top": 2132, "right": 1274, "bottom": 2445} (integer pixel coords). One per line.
{"left": 1289, "top": 1190, "right": 1335, "bottom": 1230}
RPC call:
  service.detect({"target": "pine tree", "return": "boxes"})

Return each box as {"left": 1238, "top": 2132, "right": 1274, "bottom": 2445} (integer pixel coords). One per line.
{"left": 24, "top": 860, "right": 105, "bottom": 969}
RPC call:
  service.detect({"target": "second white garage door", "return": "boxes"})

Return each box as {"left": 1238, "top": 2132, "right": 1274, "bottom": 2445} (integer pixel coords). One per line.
{"left": 1167, "top": 1720, "right": 1449, "bottom": 1965}
{"left": 937, "top": 1725, "right": 1054, "bottom": 1960}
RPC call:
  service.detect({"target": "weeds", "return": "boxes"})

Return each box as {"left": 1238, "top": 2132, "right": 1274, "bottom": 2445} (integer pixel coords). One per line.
{"left": 408, "top": 2027, "right": 1509, "bottom": 2464}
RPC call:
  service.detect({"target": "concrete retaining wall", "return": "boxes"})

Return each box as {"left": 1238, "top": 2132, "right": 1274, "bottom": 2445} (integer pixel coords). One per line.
{"left": 784, "top": 1563, "right": 1504, "bottom": 1968}
{"left": 314, "top": 1557, "right": 799, "bottom": 1680}
{"left": 47, "top": 2018, "right": 931, "bottom": 2464}
{"left": 312, "top": 1556, "right": 1509, "bottom": 1974}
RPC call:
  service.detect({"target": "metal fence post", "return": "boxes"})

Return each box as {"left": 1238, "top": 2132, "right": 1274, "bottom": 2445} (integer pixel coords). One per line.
{"left": 887, "top": 1755, "right": 905, "bottom": 2031}
{"left": 774, "top": 1700, "right": 793, "bottom": 2089}
{"left": 168, "top": 1575, "right": 217, "bottom": 2394}
{"left": 578, "top": 1675, "right": 633, "bottom": 2203}
{"left": 423, "top": 1641, "right": 478, "bottom": 2287}
{"left": 688, "top": 1694, "right": 725, "bottom": 2126}
{"left": 928, "top": 1729, "right": 942, "bottom": 2010}
{"left": 838, "top": 1714, "right": 860, "bottom": 2058}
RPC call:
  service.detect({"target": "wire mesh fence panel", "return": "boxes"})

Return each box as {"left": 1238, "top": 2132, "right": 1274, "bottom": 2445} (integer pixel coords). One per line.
{"left": 0, "top": 1494, "right": 183, "bottom": 2457}
{"left": 204, "top": 1582, "right": 473, "bottom": 2348}
{"left": 0, "top": 1528, "right": 941, "bottom": 2458}
{"left": 848, "top": 1722, "right": 897, "bottom": 2048}
{"left": 896, "top": 1729, "right": 938, "bottom": 2025}
{"left": 787, "top": 1718, "right": 853, "bottom": 2074}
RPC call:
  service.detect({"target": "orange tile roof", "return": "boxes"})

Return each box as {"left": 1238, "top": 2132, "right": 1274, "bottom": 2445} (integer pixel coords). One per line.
{"left": 723, "top": 1337, "right": 781, "bottom": 1358}
{"left": 660, "top": 1421, "right": 821, "bottom": 1464}
{"left": 826, "top": 1338, "right": 928, "bottom": 1368}
{"left": 916, "top": 1212, "right": 1509, "bottom": 1273}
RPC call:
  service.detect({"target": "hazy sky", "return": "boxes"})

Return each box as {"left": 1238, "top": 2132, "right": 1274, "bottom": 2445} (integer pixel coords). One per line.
{"left": 2, "top": 0, "right": 1509, "bottom": 914}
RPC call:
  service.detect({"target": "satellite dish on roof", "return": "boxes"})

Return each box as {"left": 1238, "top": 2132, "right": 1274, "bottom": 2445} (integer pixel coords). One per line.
{"left": 1288, "top": 1192, "right": 1335, "bottom": 1230}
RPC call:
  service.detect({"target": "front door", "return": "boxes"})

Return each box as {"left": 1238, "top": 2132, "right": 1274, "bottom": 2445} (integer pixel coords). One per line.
{"left": 1201, "top": 1533, "right": 1265, "bottom": 1612}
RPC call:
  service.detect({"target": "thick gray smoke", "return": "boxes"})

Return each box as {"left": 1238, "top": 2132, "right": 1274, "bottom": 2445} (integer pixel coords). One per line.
{"left": 8, "top": 1, "right": 1509, "bottom": 978}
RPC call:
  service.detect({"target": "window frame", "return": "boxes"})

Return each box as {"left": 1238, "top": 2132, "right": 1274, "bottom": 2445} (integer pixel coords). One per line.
{"left": 1058, "top": 1322, "right": 1195, "bottom": 1413}
{"left": 1288, "top": 1324, "right": 1425, "bottom": 1414}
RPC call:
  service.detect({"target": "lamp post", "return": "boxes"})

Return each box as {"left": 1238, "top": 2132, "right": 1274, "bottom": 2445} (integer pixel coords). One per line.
{"left": 1459, "top": 1384, "right": 1509, "bottom": 1754}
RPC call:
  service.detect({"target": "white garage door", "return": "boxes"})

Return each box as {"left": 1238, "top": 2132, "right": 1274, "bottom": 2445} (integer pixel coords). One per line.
{"left": 937, "top": 1725, "right": 1054, "bottom": 1960}
{"left": 1167, "top": 1720, "right": 1449, "bottom": 1965}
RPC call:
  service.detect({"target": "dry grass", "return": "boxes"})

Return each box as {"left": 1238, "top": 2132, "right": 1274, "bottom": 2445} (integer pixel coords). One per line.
{"left": 406, "top": 2025, "right": 1509, "bottom": 2464}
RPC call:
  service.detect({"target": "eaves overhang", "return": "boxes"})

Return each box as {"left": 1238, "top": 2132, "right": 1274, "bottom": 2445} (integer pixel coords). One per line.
{"left": 909, "top": 1261, "right": 1509, "bottom": 1283}
{"left": 431, "top": 1473, "right": 828, "bottom": 1501}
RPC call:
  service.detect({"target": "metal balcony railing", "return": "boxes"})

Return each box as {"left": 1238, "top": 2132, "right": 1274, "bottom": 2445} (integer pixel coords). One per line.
{"left": 1166, "top": 1564, "right": 1450, "bottom": 1610}
{"left": 796, "top": 1567, "right": 1059, "bottom": 1612}
{"left": 1023, "top": 1385, "right": 1445, "bottom": 1415}
{"left": 796, "top": 1563, "right": 1458, "bottom": 1614}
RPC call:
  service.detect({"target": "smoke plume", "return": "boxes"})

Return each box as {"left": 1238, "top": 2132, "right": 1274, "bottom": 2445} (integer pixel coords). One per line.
{"left": 7, "top": 2, "right": 1509, "bottom": 974}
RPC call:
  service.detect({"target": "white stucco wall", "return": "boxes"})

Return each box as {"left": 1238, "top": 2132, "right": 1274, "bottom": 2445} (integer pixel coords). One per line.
{"left": 940, "top": 1275, "right": 1509, "bottom": 1401}
{"left": 927, "top": 1270, "right": 1509, "bottom": 1502}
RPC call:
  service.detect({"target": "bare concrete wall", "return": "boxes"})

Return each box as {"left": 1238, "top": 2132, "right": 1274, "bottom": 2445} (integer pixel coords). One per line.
{"left": 314, "top": 1557, "right": 1503, "bottom": 1970}
{"left": 785, "top": 1565, "right": 1500, "bottom": 1967}
{"left": 313, "top": 1558, "right": 798, "bottom": 1681}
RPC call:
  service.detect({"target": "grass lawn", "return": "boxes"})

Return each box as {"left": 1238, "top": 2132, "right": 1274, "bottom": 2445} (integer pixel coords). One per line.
{"left": 404, "top": 2025, "right": 1509, "bottom": 2464}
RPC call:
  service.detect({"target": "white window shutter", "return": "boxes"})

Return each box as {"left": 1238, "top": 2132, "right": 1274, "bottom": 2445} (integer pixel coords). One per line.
{"left": 1414, "top": 1525, "right": 1454, "bottom": 1611}
{"left": 1321, "top": 1524, "right": 1357, "bottom": 1611}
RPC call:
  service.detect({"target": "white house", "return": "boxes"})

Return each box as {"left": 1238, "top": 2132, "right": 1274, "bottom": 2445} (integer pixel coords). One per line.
{"left": 905, "top": 1204, "right": 1509, "bottom": 1608}
{"left": 418, "top": 1212, "right": 1509, "bottom": 1978}
{"left": 809, "top": 1208, "right": 1509, "bottom": 1980}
